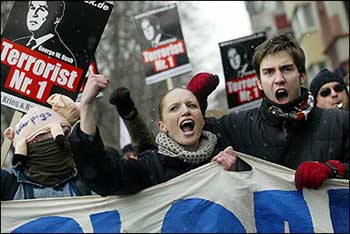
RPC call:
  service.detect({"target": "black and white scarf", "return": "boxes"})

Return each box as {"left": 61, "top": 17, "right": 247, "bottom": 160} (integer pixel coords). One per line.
{"left": 156, "top": 131, "right": 217, "bottom": 165}
{"left": 268, "top": 89, "right": 314, "bottom": 121}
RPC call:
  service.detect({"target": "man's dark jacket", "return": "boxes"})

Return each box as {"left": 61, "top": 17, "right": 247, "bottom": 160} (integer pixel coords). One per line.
{"left": 209, "top": 94, "right": 349, "bottom": 176}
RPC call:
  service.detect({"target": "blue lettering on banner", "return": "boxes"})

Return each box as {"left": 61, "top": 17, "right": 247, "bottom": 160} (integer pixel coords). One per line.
{"left": 161, "top": 198, "right": 246, "bottom": 233}
{"left": 11, "top": 216, "right": 83, "bottom": 233}
{"left": 328, "top": 189, "right": 349, "bottom": 233}
{"left": 254, "top": 190, "right": 313, "bottom": 233}
{"left": 8, "top": 189, "right": 349, "bottom": 233}
{"left": 90, "top": 210, "right": 121, "bottom": 233}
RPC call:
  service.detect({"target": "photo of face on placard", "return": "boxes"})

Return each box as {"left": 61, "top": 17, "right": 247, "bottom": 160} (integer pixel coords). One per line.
{"left": 219, "top": 32, "right": 267, "bottom": 111}
{"left": 139, "top": 15, "right": 177, "bottom": 49}
{"left": 134, "top": 4, "right": 192, "bottom": 85}
{"left": 227, "top": 45, "right": 248, "bottom": 78}
{"left": 1, "top": 1, "right": 113, "bottom": 112}
{"left": 12, "top": 1, "right": 77, "bottom": 66}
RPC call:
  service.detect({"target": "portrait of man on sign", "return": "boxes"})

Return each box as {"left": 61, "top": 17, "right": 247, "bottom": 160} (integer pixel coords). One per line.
{"left": 13, "top": 1, "right": 77, "bottom": 66}
{"left": 134, "top": 4, "right": 192, "bottom": 85}
{"left": 139, "top": 15, "right": 177, "bottom": 49}
{"left": 1, "top": 0, "right": 113, "bottom": 112}
{"left": 227, "top": 45, "right": 248, "bottom": 78}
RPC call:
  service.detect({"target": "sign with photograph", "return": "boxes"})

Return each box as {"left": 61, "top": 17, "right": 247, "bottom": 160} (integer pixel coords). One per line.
{"left": 135, "top": 3, "right": 192, "bottom": 85}
{"left": 1, "top": 1, "right": 113, "bottom": 112}
{"left": 219, "top": 32, "right": 266, "bottom": 111}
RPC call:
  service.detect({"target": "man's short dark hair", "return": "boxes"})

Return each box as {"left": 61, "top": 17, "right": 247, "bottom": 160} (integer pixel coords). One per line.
{"left": 28, "top": 1, "right": 65, "bottom": 22}
{"left": 253, "top": 33, "right": 306, "bottom": 79}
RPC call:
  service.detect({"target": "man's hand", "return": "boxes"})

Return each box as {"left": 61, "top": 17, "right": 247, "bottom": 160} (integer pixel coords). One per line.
{"left": 80, "top": 74, "right": 109, "bottom": 136}
{"left": 80, "top": 74, "right": 109, "bottom": 106}
{"left": 212, "top": 146, "right": 237, "bottom": 171}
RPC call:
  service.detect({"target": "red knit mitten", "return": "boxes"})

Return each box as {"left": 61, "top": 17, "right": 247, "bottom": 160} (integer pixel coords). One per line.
{"left": 187, "top": 72, "right": 219, "bottom": 114}
{"left": 326, "top": 160, "right": 346, "bottom": 177}
{"left": 295, "top": 160, "right": 345, "bottom": 190}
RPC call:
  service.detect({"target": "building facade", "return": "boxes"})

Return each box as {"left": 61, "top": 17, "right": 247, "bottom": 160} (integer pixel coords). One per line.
{"left": 246, "top": 1, "right": 349, "bottom": 87}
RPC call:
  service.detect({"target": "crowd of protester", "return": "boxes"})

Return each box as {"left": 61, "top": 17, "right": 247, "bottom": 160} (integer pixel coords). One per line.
{"left": 1, "top": 33, "right": 348, "bottom": 201}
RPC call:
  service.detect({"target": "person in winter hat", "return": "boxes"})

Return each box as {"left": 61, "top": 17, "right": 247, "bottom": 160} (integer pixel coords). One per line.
{"left": 186, "top": 33, "right": 349, "bottom": 191}
{"left": 310, "top": 68, "right": 349, "bottom": 110}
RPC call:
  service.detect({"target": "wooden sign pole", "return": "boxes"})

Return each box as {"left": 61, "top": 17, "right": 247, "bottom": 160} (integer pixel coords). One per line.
{"left": 1, "top": 111, "right": 23, "bottom": 168}
{"left": 166, "top": 77, "right": 174, "bottom": 90}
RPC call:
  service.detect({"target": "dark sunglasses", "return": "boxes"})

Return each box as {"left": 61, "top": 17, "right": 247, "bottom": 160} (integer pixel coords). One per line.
{"left": 320, "top": 84, "right": 345, "bottom": 97}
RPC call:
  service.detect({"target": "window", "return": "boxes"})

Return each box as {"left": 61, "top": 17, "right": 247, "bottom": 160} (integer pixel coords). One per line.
{"left": 291, "top": 3, "right": 316, "bottom": 40}
{"left": 303, "top": 4, "right": 315, "bottom": 28}
{"left": 292, "top": 15, "right": 302, "bottom": 40}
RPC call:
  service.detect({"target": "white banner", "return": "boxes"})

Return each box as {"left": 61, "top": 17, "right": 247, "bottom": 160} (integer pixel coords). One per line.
{"left": 1, "top": 152, "right": 349, "bottom": 233}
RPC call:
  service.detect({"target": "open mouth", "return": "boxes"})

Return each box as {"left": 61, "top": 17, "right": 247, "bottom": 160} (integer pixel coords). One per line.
{"left": 275, "top": 89, "right": 289, "bottom": 103}
{"left": 180, "top": 119, "right": 195, "bottom": 136}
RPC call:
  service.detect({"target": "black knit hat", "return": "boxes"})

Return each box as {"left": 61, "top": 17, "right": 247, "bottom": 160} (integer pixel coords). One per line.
{"left": 310, "top": 69, "right": 347, "bottom": 102}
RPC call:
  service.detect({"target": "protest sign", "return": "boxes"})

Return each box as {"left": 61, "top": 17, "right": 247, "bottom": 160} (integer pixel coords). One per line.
{"left": 135, "top": 3, "right": 192, "bottom": 85}
{"left": 1, "top": 152, "right": 348, "bottom": 233}
{"left": 1, "top": 1, "right": 113, "bottom": 112}
{"left": 219, "top": 32, "right": 266, "bottom": 111}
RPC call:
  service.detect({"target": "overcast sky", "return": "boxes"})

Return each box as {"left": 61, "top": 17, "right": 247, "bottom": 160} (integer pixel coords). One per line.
{"left": 195, "top": 2, "right": 252, "bottom": 42}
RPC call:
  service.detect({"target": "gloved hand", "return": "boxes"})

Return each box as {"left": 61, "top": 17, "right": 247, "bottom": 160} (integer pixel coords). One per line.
{"left": 109, "top": 87, "right": 137, "bottom": 119}
{"left": 187, "top": 72, "right": 219, "bottom": 114}
{"left": 295, "top": 160, "right": 346, "bottom": 190}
